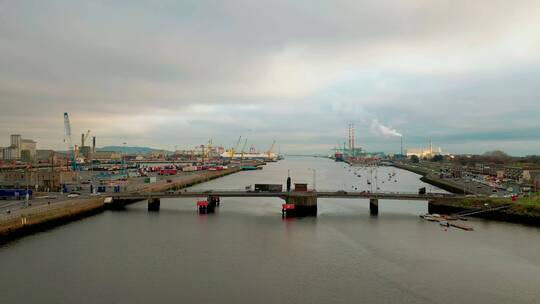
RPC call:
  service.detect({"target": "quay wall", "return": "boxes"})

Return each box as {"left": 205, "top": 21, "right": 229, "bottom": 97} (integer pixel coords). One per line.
{"left": 0, "top": 167, "right": 242, "bottom": 243}
{"left": 0, "top": 197, "right": 104, "bottom": 244}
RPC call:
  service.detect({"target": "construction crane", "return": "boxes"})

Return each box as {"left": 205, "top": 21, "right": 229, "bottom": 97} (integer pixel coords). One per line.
{"left": 63, "top": 112, "right": 77, "bottom": 170}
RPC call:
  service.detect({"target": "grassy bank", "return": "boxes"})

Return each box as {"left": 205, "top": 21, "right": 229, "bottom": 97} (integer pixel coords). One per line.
{"left": 460, "top": 195, "right": 540, "bottom": 216}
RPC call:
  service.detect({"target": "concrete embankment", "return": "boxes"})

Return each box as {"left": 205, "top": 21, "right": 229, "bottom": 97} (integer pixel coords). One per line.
{"left": 393, "top": 162, "right": 540, "bottom": 225}
{"left": 0, "top": 197, "right": 105, "bottom": 243}
{"left": 0, "top": 167, "right": 242, "bottom": 243}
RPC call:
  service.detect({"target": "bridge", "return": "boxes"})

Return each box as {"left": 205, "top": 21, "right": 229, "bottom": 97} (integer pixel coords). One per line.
{"left": 111, "top": 190, "right": 465, "bottom": 217}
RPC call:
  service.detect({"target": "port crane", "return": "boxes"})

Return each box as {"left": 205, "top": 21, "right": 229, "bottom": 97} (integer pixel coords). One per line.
{"left": 63, "top": 112, "right": 77, "bottom": 170}
{"left": 228, "top": 136, "right": 242, "bottom": 158}
{"left": 240, "top": 137, "right": 248, "bottom": 162}
{"left": 266, "top": 140, "right": 276, "bottom": 158}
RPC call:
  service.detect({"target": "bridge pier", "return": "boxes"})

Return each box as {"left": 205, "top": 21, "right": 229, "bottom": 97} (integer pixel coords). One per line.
{"left": 148, "top": 198, "right": 161, "bottom": 211}
{"left": 369, "top": 198, "right": 378, "bottom": 216}
{"left": 196, "top": 196, "right": 220, "bottom": 214}
{"left": 209, "top": 196, "right": 220, "bottom": 207}
{"left": 284, "top": 193, "right": 317, "bottom": 217}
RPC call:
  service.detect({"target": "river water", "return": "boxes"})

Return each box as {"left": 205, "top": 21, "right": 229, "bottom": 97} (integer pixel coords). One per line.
{"left": 1, "top": 157, "right": 539, "bottom": 303}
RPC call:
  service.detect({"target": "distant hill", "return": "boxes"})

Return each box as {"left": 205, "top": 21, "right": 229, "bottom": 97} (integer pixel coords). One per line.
{"left": 97, "top": 146, "right": 168, "bottom": 155}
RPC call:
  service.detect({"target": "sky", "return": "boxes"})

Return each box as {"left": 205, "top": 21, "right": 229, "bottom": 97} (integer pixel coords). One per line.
{"left": 1, "top": 0, "right": 539, "bottom": 155}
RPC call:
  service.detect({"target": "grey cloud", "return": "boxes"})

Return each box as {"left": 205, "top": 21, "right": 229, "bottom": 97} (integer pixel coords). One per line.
{"left": 0, "top": 0, "right": 539, "bottom": 155}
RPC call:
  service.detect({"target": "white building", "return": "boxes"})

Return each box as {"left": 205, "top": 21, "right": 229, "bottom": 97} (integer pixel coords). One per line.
{"left": 21, "top": 139, "right": 37, "bottom": 160}
{"left": 2, "top": 134, "right": 37, "bottom": 161}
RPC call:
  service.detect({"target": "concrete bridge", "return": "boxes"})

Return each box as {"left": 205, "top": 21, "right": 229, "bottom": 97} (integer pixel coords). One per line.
{"left": 111, "top": 190, "right": 465, "bottom": 217}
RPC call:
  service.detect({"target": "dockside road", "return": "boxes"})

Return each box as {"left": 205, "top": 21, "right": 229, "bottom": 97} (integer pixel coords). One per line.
{"left": 392, "top": 162, "right": 486, "bottom": 195}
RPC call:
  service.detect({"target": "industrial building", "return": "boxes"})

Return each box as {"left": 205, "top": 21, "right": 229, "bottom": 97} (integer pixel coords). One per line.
{"left": 92, "top": 150, "right": 122, "bottom": 160}
{"left": 0, "top": 169, "right": 78, "bottom": 191}
{"left": 406, "top": 140, "right": 443, "bottom": 159}
{"left": 332, "top": 123, "right": 385, "bottom": 162}
{"left": 1, "top": 134, "right": 37, "bottom": 161}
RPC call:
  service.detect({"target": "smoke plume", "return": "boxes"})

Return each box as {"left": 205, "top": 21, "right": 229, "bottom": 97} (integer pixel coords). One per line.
{"left": 370, "top": 119, "right": 403, "bottom": 137}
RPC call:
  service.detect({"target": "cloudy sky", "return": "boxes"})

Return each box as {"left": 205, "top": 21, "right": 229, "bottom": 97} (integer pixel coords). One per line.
{"left": 1, "top": 1, "right": 539, "bottom": 155}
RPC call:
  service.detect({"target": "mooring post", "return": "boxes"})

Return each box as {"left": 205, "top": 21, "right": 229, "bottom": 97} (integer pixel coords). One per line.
{"left": 369, "top": 198, "right": 379, "bottom": 216}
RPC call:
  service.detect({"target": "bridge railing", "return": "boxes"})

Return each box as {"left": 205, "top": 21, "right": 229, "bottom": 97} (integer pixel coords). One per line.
{"left": 115, "top": 189, "right": 462, "bottom": 199}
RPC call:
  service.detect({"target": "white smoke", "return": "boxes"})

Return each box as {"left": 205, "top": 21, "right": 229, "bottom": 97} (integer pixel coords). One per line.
{"left": 370, "top": 119, "right": 403, "bottom": 137}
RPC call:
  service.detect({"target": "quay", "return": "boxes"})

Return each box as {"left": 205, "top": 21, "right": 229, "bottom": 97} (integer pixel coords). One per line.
{"left": 0, "top": 167, "right": 241, "bottom": 242}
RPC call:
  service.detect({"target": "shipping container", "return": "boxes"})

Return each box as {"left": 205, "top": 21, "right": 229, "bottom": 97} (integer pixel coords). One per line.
{"left": 182, "top": 166, "right": 198, "bottom": 172}
{"left": 254, "top": 184, "right": 283, "bottom": 192}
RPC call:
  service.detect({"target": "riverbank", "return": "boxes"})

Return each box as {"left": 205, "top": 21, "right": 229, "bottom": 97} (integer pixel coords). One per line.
{"left": 0, "top": 167, "right": 242, "bottom": 243}
{"left": 429, "top": 196, "right": 540, "bottom": 226}
{"left": 0, "top": 197, "right": 105, "bottom": 243}
{"left": 393, "top": 162, "right": 540, "bottom": 225}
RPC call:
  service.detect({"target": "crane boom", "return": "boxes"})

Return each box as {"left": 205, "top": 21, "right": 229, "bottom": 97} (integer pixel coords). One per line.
{"left": 240, "top": 137, "right": 248, "bottom": 161}
{"left": 267, "top": 140, "right": 276, "bottom": 155}
{"left": 63, "top": 113, "right": 76, "bottom": 170}
{"left": 234, "top": 136, "right": 242, "bottom": 152}
{"left": 229, "top": 136, "right": 242, "bottom": 158}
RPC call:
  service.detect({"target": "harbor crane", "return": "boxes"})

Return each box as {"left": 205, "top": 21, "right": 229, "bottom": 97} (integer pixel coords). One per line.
{"left": 63, "top": 112, "right": 77, "bottom": 170}
{"left": 266, "top": 139, "right": 276, "bottom": 158}
{"left": 240, "top": 137, "right": 249, "bottom": 162}
{"left": 230, "top": 136, "right": 242, "bottom": 158}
